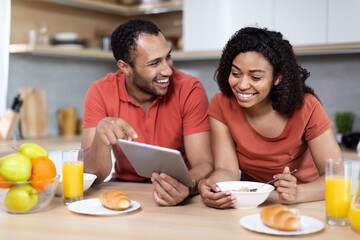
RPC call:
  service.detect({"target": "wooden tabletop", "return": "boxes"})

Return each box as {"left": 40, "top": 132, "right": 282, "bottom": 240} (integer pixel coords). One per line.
{"left": 0, "top": 182, "right": 358, "bottom": 240}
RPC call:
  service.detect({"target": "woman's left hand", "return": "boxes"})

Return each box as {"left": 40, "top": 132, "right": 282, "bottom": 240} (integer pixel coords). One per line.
{"left": 273, "top": 167, "right": 297, "bottom": 204}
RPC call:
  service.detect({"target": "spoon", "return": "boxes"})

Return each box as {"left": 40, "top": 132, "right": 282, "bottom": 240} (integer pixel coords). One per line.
{"left": 249, "top": 169, "right": 297, "bottom": 192}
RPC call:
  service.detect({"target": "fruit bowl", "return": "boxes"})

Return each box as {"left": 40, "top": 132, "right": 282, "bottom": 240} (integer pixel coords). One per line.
{"left": 0, "top": 174, "right": 60, "bottom": 214}
{"left": 216, "top": 181, "right": 275, "bottom": 209}
{"left": 55, "top": 173, "right": 97, "bottom": 196}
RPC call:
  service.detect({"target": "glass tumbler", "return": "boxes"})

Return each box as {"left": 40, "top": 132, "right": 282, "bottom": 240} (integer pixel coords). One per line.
{"left": 348, "top": 168, "right": 360, "bottom": 233}
{"left": 325, "top": 158, "right": 351, "bottom": 225}
{"left": 62, "top": 149, "right": 84, "bottom": 205}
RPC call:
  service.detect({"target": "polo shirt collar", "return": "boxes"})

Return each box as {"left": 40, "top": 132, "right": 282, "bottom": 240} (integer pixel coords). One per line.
{"left": 117, "top": 70, "right": 133, "bottom": 103}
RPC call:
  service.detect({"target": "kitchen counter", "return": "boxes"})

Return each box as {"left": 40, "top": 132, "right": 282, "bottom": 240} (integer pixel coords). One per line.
{"left": 0, "top": 182, "right": 358, "bottom": 240}
{"left": 0, "top": 135, "right": 81, "bottom": 157}
{"left": 341, "top": 146, "right": 359, "bottom": 160}
{"left": 0, "top": 136, "right": 358, "bottom": 160}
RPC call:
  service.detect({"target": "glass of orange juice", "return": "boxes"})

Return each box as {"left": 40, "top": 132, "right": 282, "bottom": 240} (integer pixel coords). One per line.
{"left": 325, "top": 158, "right": 351, "bottom": 225}
{"left": 62, "top": 149, "right": 84, "bottom": 205}
{"left": 348, "top": 170, "right": 360, "bottom": 233}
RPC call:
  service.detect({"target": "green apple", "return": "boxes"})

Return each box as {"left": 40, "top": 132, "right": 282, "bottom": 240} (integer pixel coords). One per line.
{"left": 18, "top": 143, "right": 48, "bottom": 160}
{"left": 0, "top": 153, "right": 32, "bottom": 181}
{"left": 5, "top": 184, "right": 38, "bottom": 212}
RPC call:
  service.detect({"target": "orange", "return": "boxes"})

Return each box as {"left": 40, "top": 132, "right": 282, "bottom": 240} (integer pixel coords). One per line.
{"left": 29, "top": 156, "right": 57, "bottom": 193}
{"left": 0, "top": 175, "right": 13, "bottom": 188}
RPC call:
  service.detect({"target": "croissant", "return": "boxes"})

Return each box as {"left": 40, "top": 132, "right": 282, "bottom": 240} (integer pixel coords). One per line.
{"left": 99, "top": 190, "right": 131, "bottom": 211}
{"left": 260, "top": 205, "right": 300, "bottom": 231}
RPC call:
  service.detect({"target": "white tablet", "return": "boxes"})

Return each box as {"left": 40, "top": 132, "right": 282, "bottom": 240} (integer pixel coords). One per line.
{"left": 117, "top": 139, "right": 194, "bottom": 188}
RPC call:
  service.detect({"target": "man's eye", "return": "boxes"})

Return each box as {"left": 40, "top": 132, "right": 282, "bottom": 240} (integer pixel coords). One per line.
{"left": 252, "top": 76, "right": 261, "bottom": 80}
{"left": 166, "top": 54, "right": 172, "bottom": 59}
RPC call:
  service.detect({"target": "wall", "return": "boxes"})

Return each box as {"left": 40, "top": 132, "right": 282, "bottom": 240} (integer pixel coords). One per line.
{"left": 7, "top": 54, "right": 117, "bottom": 136}
{"left": 175, "top": 54, "right": 360, "bottom": 131}
{"left": 7, "top": 53, "right": 360, "bottom": 136}
{"left": 175, "top": 54, "right": 360, "bottom": 133}
{"left": 0, "top": 0, "right": 11, "bottom": 117}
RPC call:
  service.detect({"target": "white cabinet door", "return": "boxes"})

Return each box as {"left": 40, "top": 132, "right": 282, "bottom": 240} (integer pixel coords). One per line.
{"left": 183, "top": 0, "right": 274, "bottom": 51}
{"left": 274, "top": 0, "right": 327, "bottom": 46}
{"left": 328, "top": 0, "right": 360, "bottom": 43}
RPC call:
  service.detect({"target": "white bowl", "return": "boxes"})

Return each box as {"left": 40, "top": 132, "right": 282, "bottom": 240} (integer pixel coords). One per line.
{"left": 55, "top": 173, "right": 97, "bottom": 196}
{"left": 216, "top": 181, "right": 274, "bottom": 209}
{"left": 54, "top": 32, "right": 78, "bottom": 41}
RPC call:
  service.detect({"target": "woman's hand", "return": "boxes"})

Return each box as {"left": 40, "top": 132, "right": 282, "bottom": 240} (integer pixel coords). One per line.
{"left": 274, "top": 167, "right": 298, "bottom": 204}
{"left": 198, "top": 178, "right": 236, "bottom": 209}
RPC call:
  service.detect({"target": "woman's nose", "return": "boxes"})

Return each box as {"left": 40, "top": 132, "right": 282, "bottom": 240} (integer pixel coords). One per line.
{"left": 239, "top": 77, "right": 251, "bottom": 90}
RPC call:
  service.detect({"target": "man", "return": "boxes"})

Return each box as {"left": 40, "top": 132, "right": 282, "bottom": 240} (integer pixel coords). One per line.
{"left": 81, "top": 19, "right": 213, "bottom": 206}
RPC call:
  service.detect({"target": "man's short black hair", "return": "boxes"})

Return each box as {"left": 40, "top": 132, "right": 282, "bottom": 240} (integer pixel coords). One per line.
{"left": 111, "top": 19, "right": 161, "bottom": 67}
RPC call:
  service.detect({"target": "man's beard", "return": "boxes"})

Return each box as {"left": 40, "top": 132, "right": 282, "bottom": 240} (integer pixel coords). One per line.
{"left": 132, "top": 69, "right": 168, "bottom": 97}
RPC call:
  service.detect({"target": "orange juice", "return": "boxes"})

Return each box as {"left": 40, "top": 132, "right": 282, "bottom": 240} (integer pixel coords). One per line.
{"left": 325, "top": 176, "right": 351, "bottom": 218}
{"left": 62, "top": 161, "right": 83, "bottom": 198}
{"left": 349, "top": 182, "right": 360, "bottom": 233}
{"left": 348, "top": 204, "right": 360, "bottom": 233}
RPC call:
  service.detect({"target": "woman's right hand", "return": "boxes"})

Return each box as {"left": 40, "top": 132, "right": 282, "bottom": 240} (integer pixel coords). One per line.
{"left": 198, "top": 178, "right": 236, "bottom": 209}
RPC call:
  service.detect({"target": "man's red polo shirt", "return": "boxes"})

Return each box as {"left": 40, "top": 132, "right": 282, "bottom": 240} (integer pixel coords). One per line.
{"left": 83, "top": 68, "right": 209, "bottom": 181}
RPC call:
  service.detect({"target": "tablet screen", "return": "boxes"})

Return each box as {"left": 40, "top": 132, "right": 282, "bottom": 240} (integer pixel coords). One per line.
{"left": 117, "top": 139, "right": 194, "bottom": 188}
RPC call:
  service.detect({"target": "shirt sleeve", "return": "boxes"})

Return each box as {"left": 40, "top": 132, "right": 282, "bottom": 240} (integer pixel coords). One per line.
{"left": 181, "top": 80, "right": 210, "bottom": 135}
{"left": 82, "top": 83, "right": 107, "bottom": 128}
{"left": 207, "top": 93, "right": 227, "bottom": 124}
{"left": 304, "top": 95, "right": 333, "bottom": 141}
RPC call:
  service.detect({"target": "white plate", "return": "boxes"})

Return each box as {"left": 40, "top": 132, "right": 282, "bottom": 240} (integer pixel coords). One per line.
{"left": 239, "top": 214, "right": 324, "bottom": 235}
{"left": 68, "top": 198, "right": 141, "bottom": 216}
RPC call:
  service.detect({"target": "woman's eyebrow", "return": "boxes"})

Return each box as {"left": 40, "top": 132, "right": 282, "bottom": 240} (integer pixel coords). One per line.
{"left": 249, "top": 69, "right": 266, "bottom": 73}
{"left": 231, "top": 64, "right": 240, "bottom": 70}
{"left": 232, "top": 64, "right": 266, "bottom": 74}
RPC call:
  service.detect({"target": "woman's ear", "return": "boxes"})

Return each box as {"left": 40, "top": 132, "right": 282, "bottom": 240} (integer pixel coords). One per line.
{"left": 274, "top": 74, "right": 282, "bottom": 86}
{"left": 117, "top": 60, "right": 132, "bottom": 75}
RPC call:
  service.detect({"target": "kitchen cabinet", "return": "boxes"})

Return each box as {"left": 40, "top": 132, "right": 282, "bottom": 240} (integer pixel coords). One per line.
{"left": 183, "top": 0, "right": 360, "bottom": 55}
{"left": 183, "top": 0, "right": 274, "bottom": 52}
{"left": 10, "top": 0, "right": 182, "bottom": 48}
{"left": 9, "top": 0, "right": 360, "bottom": 62}
{"left": 328, "top": 0, "right": 360, "bottom": 44}
{"left": 43, "top": 0, "right": 182, "bottom": 16}
{"left": 274, "top": 0, "right": 327, "bottom": 46}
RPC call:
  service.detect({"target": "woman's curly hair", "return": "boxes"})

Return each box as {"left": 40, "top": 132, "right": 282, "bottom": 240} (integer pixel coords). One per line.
{"left": 215, "top": 27, "right": 316, "bottom": 115}
{"left": 111, "top": 19, "right": 161, "bottom": 67}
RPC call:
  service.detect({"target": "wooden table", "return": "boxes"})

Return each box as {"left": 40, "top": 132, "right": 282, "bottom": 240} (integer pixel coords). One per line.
{"left": 0, "top": 182, "right": 358, "bottom": 240}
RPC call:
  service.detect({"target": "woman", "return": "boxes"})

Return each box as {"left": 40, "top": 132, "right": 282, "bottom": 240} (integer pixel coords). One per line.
{"left": 199, "top": 27, "right": 342, "bottom": 208}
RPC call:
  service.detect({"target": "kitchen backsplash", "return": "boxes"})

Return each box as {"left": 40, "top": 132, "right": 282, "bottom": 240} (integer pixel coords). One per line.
{"left": 7, "top": 53, "right": 360, "bottom": 136}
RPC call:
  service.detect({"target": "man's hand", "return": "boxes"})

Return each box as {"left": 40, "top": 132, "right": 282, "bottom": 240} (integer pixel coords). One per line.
{"left": 151, "top": 172, "right": 190, "bottom": 206}
{"left": 96, "top": 117, "right": 138, "bottom": 146}
{"left": 274, "top": 167, "right": 298, "bottom": 204}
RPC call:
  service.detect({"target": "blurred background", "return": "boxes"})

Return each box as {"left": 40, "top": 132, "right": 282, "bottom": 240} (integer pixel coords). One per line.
{"left": 0, "top": 0, "right": 359, "bottom": 158}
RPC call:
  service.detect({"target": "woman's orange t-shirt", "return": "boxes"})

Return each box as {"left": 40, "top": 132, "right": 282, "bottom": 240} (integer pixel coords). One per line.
{"left": 208, "top": 93, "right": 332, "bottom": 184}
